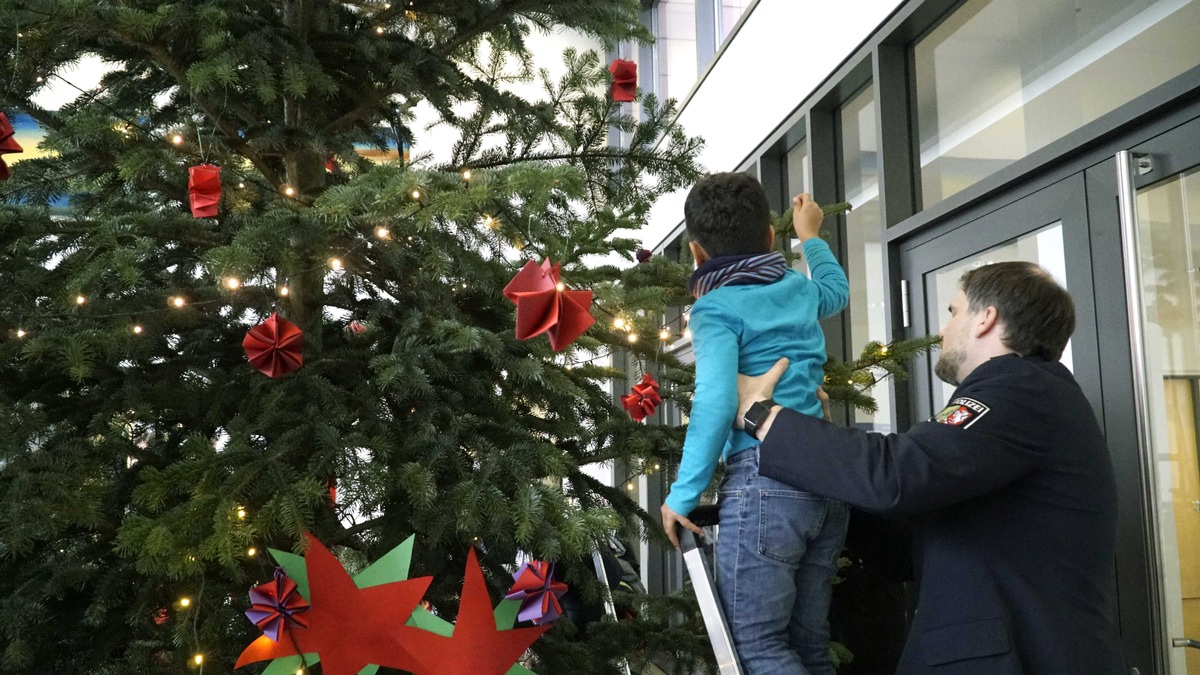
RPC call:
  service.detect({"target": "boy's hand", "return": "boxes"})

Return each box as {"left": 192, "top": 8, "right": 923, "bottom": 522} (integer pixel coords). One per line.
{"left": 818, "top": 386, "right": 832, "bottom": 423}
{"left": 792, "top": 193, "right": 823, "bottom": 241}
{"left": 661, "top": 503, "right": 704, "bottom": 549}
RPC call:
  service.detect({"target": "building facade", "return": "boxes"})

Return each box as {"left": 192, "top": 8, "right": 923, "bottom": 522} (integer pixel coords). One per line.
{"left": 625, "top": 1, "right": 1200, "bottom": 673}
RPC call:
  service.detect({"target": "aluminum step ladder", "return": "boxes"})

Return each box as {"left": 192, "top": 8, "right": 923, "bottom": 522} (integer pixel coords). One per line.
{"left": 680, "top": 505, "right": 743, "bottom": 675}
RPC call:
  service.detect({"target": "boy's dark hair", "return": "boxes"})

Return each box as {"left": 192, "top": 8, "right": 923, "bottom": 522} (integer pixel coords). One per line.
{"left": 960, "top": 261, "right": 1075, "bottom": 360}
{"left": 684, "top": 172, "right": 773, "bottom": 257}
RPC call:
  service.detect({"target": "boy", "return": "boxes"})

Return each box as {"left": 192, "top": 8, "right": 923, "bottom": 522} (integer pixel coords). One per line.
{"left": 660, "top": 172, "right": 849, "bottom": 674}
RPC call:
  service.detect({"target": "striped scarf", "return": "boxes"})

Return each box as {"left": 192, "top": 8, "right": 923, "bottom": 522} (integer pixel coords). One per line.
{"left": 689, "top": 252, "right": 788, "bottom": 299}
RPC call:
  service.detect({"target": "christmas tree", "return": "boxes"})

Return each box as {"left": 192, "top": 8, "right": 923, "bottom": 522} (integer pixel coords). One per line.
{"left": 0, "top": 2, "right": 717, "bottom": 673}
{"left": 0, "top": 2, "right": 935, "bottom": 673}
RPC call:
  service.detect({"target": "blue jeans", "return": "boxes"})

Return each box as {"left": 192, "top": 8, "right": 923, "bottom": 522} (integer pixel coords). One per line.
{"left": 716, "top": 448, "right": 849, "bottom": 675}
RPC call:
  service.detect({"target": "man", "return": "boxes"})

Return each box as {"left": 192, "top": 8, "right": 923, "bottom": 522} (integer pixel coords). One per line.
{"left": 735, "top": 262, "right": 1125, "bottom": 674}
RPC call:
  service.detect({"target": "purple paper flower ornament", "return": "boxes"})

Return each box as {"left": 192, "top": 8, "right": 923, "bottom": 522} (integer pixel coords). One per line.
{"left": 245, "top": 567, "right": 311, "bottom": 642}
{"left": 505, "top": 560, "right": 568, "bottom": 624}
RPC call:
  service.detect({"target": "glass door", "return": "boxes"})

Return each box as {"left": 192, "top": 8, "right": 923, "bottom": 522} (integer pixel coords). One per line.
{"left": 1117, "top": 121, "right": 1200, "bottom": 673}
{"left": 901, "top": 175, "right": 1102, "bottom": 421}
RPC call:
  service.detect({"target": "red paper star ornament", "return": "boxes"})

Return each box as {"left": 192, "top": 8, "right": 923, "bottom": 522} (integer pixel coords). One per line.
{"left": 188, "top": 164, "right": 221, "bottom": 218}
{"left": 406, "top": 548, "right": 551, "bottom": 675}
{"left": 622, "top": 373, "right": 662, "bottom": 422}
{"left": 243, "top": 313, "right": 304, "bottom": 378}
{"left": 503, "top": 259, "right": 595, "bottom": 351}
{"left": 0, "top": 112, "right": 24, "bottom": 181}
{"left": 235, "top": 534, "right": 433, "bottom": 675}
{"left": 609, "top": 59, "right": 637, "bottom": 102}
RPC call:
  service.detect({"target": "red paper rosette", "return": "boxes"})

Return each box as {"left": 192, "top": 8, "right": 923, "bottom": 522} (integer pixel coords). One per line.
{"left": 242, "top": 313, "right": 304, "bottom": 378}
{"left": 0, "top": 112, "right": 24, "bottom": 181}
{"left": 188, "top": 164, "right": 221, "bottom": 218}
{"left": 502, "top": 259, "right": 595, "bottom": 351}
{"left": 608, "top": 59, "right": 637, "bottom": 102}
{"left": 621, "top": 373, "right": 662, "bottom": 422}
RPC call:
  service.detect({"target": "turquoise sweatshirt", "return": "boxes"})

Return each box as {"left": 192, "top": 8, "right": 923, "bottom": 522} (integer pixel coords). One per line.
{"left": 664, "top": 238, "right": 849, "bottom": 515}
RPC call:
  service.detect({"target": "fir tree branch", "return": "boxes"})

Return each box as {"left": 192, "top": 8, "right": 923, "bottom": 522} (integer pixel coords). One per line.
{"left": 141, "top": 44, "right": 285, "bottom": 190}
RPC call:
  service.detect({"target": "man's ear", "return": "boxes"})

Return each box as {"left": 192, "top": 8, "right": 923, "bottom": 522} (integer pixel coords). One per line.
{"left": 689, "top": 240, "right": 711, "bottom": 265}
{"left": 972, "top": 306, "right": 1000, "bottom": 338}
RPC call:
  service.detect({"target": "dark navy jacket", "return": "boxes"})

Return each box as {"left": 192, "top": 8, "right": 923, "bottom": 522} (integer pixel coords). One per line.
{"left": 759, "top": 354, "right": 1125, "bottom": 674}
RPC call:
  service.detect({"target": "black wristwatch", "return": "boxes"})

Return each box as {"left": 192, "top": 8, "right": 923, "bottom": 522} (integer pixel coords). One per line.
{"left": 743, "top": 398, "right": 777, "bottom": 438}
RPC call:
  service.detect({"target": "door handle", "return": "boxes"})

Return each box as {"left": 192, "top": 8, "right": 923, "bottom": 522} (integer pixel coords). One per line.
{"left": 1173, "top": 638, "right": 1200, "bottom": 649}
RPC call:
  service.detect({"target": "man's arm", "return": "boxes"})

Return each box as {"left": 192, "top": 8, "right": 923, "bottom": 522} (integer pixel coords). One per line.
{"left": 738, "top": 359, "right": 1050, "bottom": 515}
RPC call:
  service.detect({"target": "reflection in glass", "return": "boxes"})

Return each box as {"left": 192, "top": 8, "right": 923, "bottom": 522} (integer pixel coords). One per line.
{"left": 840, "top": 87, "right": 892, "bottom": 432}
{"left": 925, "top": 223, "right": 1071, "bottom": 408}
{"left": 915, "top": 0, "right": 1200, "bottom": 206}
{"left": 1134, "top": 168, "right": 1200, "bottom": 675}
{"left": 657, "top": 0, "right": 698, "bottom": 101}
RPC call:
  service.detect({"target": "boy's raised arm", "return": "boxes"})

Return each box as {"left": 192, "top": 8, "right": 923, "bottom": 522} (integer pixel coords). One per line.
{"left": 792, "top": 193, "right": 848, "bottom": 318}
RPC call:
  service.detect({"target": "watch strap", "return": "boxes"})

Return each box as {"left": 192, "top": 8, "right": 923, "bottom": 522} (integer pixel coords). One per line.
{"left": 743, "top": 398, "right": 777, "bottom": 437}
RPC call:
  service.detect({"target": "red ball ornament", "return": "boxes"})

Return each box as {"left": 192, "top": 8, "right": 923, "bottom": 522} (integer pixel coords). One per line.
{"left": 346, "top": 320, "right": 366, "bottom": 334}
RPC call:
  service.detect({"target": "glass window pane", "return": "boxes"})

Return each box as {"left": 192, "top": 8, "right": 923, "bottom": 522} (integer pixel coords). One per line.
{"left": 840, "top": 87, "right": 892, "bottom": 432}
{"left": 786, "top": 138, "right": 811, "bottom": 198}
{"left": 1133, "top": 167, "right": 1200, "bottom": 674}
{"left": 924, "top": 223, "right": 1072, "bottom": 407}
{"left": 786, "top": 138, "right": 811, "bottom": 267}
{"left": 658, "top": 0, "right": 698, "bottom": 101}
{"left": 718, "top": 0, "right": 752, "bottom": 44}
{"left": 915, "top": 0, "right": 1200, "bottom": 207}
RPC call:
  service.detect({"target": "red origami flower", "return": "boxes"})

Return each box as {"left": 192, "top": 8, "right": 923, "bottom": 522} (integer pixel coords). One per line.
{"left": 188, "top": 164, "right": 221, "bottom": 218}
{"left": 622, "top": 373, "right": 661, "bottom": 422}
{"left": 502, "top": 260, "right": 595, "bottom": 351}
{"left": 504, "top": 560, "right": 568, "bottom": 625}
{"left": 609, "top": 59, "right": 637, "bottom": 102}
{"left": 242, "top": 313, "right": 304, "bottom": 378}
{"left": 246, "top": 568, "right": 311, "bottom": 643}
{"left": 0, "top": 112, "right": 24, "bottom": 181}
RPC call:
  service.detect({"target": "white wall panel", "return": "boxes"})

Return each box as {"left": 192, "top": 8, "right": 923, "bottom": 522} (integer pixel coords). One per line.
{"left": 643, "top": 0, "right": 905, "bottom": 250}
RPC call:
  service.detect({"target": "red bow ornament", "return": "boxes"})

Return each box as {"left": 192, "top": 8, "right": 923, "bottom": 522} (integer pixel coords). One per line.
{"left": 622, "top": 373, "right": 662, "bottom": 422}
{"left": 609, "top": 59, "right": 637, "bottom": 102}
{"left": 243, "top": 313, "right": 304, "bottom": 378}
{"left": 188, "top": 164, "right": 221, "bottom": 218}
{"left": 502, "top": 259, "right": 595, "bottom": 351}
{"left": 0, "top": 112, "right": 24, "bottom": 181}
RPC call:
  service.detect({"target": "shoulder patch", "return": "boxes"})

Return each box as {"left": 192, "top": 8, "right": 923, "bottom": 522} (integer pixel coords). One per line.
{"left": 933, "top": 397, "right": 990, "bottom": 428}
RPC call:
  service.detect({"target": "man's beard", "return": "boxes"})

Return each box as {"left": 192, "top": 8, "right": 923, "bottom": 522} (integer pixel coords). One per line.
{"left": 934, "top": 347, "right": 964, "bottom": 386}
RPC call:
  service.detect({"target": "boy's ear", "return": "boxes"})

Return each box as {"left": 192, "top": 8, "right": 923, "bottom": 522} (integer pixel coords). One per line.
{"left": 767, "top": 228, "right": 775, "bottom": 249}
{"left": 689, "top": 241, "right": 711, "bottom": 265}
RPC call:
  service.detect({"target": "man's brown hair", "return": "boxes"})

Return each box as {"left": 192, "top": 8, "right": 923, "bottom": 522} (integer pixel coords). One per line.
{"left": 960, "top": 261, "right": 1075, "bottom": 360}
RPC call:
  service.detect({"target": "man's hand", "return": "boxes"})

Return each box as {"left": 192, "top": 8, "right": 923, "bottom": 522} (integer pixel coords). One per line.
{"left": 792, "top": 193, "right": 824, "bottom": 241}
{"left": 661, "top": 503, "right": 704, "bottom": 549}
{"left": 735, "top": 358, "right": 789, "bottom": 429}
